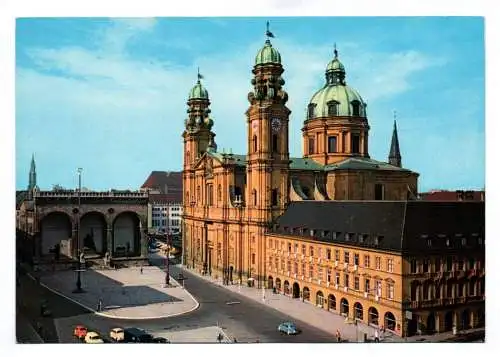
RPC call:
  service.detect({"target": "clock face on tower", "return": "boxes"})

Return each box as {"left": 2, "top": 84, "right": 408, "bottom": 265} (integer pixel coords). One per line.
{"left": 271, "top": 117, "right": 281, "bottom": 133}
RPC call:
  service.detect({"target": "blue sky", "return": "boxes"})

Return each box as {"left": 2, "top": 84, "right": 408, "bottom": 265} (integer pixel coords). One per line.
{"left": 15, "top": 17, "right": 485, "bottom": 192}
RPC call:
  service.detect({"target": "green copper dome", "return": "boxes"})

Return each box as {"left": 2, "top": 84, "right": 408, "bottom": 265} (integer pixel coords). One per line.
{"left": 255, "top": 39, "right": 282, "bottom": 66}
{"left": 309, "top": 85, "right": 366, "bottom": 118}
{"left": 188, "top": 81, "right": 209, "bottom": 100}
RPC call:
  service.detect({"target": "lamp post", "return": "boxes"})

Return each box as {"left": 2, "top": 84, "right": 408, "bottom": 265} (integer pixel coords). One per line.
{"left": 73, "top": 167, "right": 84, "bottom": 293}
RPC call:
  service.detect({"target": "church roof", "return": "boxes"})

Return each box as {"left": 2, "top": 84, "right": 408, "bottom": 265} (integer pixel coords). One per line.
{"left": 324, "top": 157, "right": 414, "bottom": 173}
{"left": 289, "top": 157, "right": 324, "bottom": 171}
{"left": 206, "top": 151, "right": 247, "bottom": 167}
{"left": 271, "top": 201, "right": 485, "bottom": 254}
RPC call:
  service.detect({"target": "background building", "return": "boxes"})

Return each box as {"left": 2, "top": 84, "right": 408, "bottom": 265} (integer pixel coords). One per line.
{"left": 419, "top": 189, "right": 485, "bottom": 201}
{"left": 141, "top": 171, "right": 183, "bottom": 235}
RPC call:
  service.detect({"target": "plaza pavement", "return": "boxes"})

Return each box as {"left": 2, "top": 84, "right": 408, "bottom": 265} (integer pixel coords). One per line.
{"left": 35, "top": 265, "right": 199, "bottom": 320}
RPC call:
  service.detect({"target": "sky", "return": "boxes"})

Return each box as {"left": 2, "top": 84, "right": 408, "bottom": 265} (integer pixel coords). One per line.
{"left": 15, "top": 16, "right": 485, "bottom": 192}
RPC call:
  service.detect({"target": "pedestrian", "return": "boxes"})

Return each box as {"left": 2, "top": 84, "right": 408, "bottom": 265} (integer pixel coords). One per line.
{"left": 217, "top": 332, "right": 223, "bottom": 343}
{"left": 233, "top": 337, "right": 237, "bottom": 343}
{"left": 336, "top": 329, "right": 341, "bottom": 343}
{"left": 97, "top": 299, "right": 103, "bottom": 312}
{"left": 140, "top": 266, "right": 143, "bottom": 274}
{"left": 374, "top": 328, "right": 380, "bottom": 343}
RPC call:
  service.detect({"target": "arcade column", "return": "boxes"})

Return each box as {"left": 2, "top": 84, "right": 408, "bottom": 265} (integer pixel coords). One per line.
{"left": 106, "top": 225, "right": 113, "bottom": 257}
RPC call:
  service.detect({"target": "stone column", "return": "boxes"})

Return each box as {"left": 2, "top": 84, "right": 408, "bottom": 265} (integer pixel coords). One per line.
{"left": 72, "top": 221, "right": 78, "bottom": 259}
{"left": 106, "top": 225, "right": 113, "bottom": 257}
{"left": 140, "top": 220, "right": 148, "bottom": 258}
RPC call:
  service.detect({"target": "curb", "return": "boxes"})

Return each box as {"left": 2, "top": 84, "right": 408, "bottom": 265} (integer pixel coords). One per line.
{"left": 27, "top": 271, "right": 200, "bottom": 320}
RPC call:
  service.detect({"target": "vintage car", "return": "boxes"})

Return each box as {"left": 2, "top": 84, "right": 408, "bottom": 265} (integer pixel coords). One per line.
{"left": 110, "top": 327, "right": 124, "bottom": 342}
{"left": 84, "top": 331, "right": 104, "bottom": 344}
{"left": 73, "top": 325, "right": 88, "bottom": 340}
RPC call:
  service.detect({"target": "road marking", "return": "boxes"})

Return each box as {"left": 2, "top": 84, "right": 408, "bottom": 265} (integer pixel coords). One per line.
{"left": 226, "top": 301, "right": 241, "bottom": 305}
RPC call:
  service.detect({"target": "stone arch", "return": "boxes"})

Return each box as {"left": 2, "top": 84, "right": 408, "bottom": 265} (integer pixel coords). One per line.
{"left": 423, "top": 279, "right": 434, "bottom": 300}
{"left": 328, "top": 294, "right": 336, "bottom": 311}
{"left": 426, "top": 312, "right": 436, "bottom": 334}
{"left": 40, "top": 212, "right": 72, "bottom": 257}
{"left": 316, "top": 290, "right": 324, "bottom": 307}
{"left": 284, "top": 280, "right": 290, "bottom": 295}
{"left": 461, "top": 309, "right": 471, "bottom": 330}
{"left": 384, "top": 311, "right": 397, "bottom": 331}
{"left": 268, "top": 275, "right": 274, "bottom": 289}
{"left": 80, "top": 211, "right": 107, "bottom": 255}
{"left": 354, "top": 302, "right": 363, "bottom": 321}
{"left": 292, "top": 282, "right": 300, "bottom": 298}
{"left": 275, "top": 278, "right": 281, "bottom": 291}
{"left": 340, "top": 297, "right": 349, "bottom": 316}
{"left": 303, "top": 286, "right": 310, "bottom": 301}
{"left": 112, "top": 211, "right": 141, "bottom": 257}
{"left": 368, "top": 306, "right": 379, "bottom": 325}
{"left": 446, "top": 278, "right": 456, "bottom": 298}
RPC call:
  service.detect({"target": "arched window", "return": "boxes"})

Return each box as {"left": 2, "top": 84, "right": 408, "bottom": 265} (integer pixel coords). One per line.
{"left": 327, "top": 101, "right": 338, "bottom": 116}
{"left": 308, "top": 104, "right": 316, "bottom": 119}
{"left": 252, "top": 135, "right": 258, "bottom": 153}
{"left": 351, "top": 100, "right": 361, "bottom": 117}
{"left": 252, "top": 189, "right": 257, "bottom": 206}
{"left": 271, "top": 188, "right": 278, "bottom": 206}
{"left": 272, "top": 134, "right": 278, "bottom": 153}
{"left": 308, "top": 137, "right": 315, "bottom": 155}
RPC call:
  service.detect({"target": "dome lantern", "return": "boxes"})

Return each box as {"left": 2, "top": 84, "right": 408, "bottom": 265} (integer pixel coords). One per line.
{"left": 188, "top": 68, "right": 209, "bottom": 100}
{"left": 325, "top": 44, "right": 346, "bottom": 85}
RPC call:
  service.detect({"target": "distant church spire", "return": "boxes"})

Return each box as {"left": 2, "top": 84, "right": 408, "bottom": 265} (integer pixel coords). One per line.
{"left": 388, "top": 112, "right": 402, "bottom": 167}
{"left": 28, "top": 153, "right": 37, "bottom": 191}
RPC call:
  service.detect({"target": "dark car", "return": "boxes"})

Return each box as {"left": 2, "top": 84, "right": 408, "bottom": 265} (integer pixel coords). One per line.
{"left": 123, "top": 327, "right": 154, "bottom": 343}
{"left": 152, "top": 337, "right": 170, "bottom": 343}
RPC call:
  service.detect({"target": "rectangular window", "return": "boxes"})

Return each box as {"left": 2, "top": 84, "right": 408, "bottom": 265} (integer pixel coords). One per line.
{"left": 318, "top": 247, "right": 322, "bottom": 259}
{"left": 326, "top": 249, "right": 332, "bottom": 260}
{"left": 375, "top": 184, "right": 385, "bottom": 200}
{"left": 271, "top": 188, "right": 278, "bottom": 206}
{"left": 335, "top": 249, "right": 340, "bottom": 261}
{"left": 288, "top": 243, "right": 292, "bottom": 252}
{"left": 327, "top": 268, "right": 332, "bottom": 282}
{"left": 274, "top": 240, "right": 278, "bottom": 249}
{"left": 251, "top": 253, "right": 255, "bottom": 265}
{"left": 446, "top": 257, "right": 453, "bottom": 271}
{"left": 387, "top": 259, "right": 394, "bottom": 273}
{"left": 309, "top": 246, "right": 314, "bottom": 257}
{"left": 468, "top": 258, "right": 475, "bottom": 270}
{"left": 365, "top": 278, "right": 370, "bottom": 292}
{"left": 308, "top": 137, "right": 315, "bottom": 155}
{"left": 435, "top": 258, "right": 441, "bottom": 272}
{"left": 364, "top": 255, "right": 370, "bottom": 268}
{"left": 287, "top": 260, "right": 291, "bottom": 272}
{"left": 301, "top": 262, "right": 306, "bottom": 275}
{"left": 354, "top": 253, "right": 359, "bottom": 266}
{"left": 344, "top": 251, "right": 350, "bottom": 264}
{"left": 375, "top": 256, "right": 381, "bottom": 270}
{"left": 351, "top": 134, "right": 360, "bottom": 154}
{"left": 335, "top": 272, "right": 340, "bottom": 285}
{"left": 327, "top": 136, "right": 338, "bottom": 153}
{"left": 410, "top": 259, "right": 417, "bottom": 273}
{"left": 302, "top": 244, "right": 306, "bottom": 255}
{"left": 281, "top": 258, "right": 285, "bottom": 270}
{"left": 354, "top": 277, "right": 360, "bottom": 291}
{"left": 342, "top": 132, "right": 347, "bottom": 152}
{"left": 309, "top": 265, "right": 314, "bottom": 278}
{"left": 376, "top": 280, "right": 382, "bottom": 297}
{"left": 318, "top": 267, "right": 323, "bottom": 281}
{"left": 344, "top": 273, "right": 349, "bottom": 288}
{"left": 423, "top": 259, "right": 429, "bottom": 273}
{"left": 458, "top": 260, "right": 464, "bottom": 271}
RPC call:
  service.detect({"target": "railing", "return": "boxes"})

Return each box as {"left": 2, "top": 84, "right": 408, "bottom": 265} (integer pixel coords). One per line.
{"left": 35, "top": 190, "right": 148, "bottom": 198}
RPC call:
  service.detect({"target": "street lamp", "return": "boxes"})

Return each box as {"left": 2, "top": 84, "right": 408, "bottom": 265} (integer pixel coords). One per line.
{"left": 73, "top": 167, "right": 85, "bottom": 293}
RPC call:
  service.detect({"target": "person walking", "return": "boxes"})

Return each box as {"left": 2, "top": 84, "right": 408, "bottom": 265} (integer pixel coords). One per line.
{"left": 140, "top": 266, "right": 143, "bottom": 274}
{"left": 97, "top": 299, "right": 103, "bottom": 312}
{"left": 336, "top": 329, "right": 341, "bottom": 343}
{"left": 217, "top": 332, "right": 223, "bottom": 343}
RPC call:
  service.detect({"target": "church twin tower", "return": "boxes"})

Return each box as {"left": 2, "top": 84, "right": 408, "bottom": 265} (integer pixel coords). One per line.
{"left": 182, "top": 24, "right": 417, "bottom": 282}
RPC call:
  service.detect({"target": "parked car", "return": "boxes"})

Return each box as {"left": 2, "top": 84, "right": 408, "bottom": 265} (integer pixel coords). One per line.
{"left": 110, "top": 327, "right": 124, "bottom": 342}
{"left": 73, "top": 325, "right": 88, "bottom": 340}
{"left": 152, "top": 337, "right": 170, "bottom": 343}
{"left": 123, "top": 327, "right": 154, "bottom": 343}
{"left": 278, "top": 322, "right": 300, "bottom": 335}
{"left": 85, "top": 331, "right": 104, "bottom": 344}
